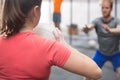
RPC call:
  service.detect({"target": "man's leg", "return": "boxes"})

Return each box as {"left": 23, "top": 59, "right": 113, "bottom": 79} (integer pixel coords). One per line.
{"left": 53, "top": 13, "right": 61, "bottom": 30}
{"left": 116, "top": 67, "right": 120, "bottom": 79}
{"left": 111, "top": 51, "right": 120, "bottom": 79}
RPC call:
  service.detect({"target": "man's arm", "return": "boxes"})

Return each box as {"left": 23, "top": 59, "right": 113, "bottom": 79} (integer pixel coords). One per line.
{"left": 102, "top": 24, "right": 120, "bottom": 34}
{"left": 82, "top": 24, "right": 95, "bottom": 33}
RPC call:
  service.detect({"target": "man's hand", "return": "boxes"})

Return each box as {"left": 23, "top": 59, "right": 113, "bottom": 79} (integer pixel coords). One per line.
{"left": 82, "top": 25, "right": 90, "bottom": 33}
{"left": 102, "top": 24, "right": 111, "bottom": 32}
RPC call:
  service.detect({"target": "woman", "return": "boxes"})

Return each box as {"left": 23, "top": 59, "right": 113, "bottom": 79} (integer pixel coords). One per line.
{"left": 0, "top": 0, "right": 102, "bottom": 80}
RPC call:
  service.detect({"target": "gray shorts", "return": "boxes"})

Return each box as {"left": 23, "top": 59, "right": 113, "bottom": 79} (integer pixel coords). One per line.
{"left": 53, "top": 13, "right": 61, "bottom": 23}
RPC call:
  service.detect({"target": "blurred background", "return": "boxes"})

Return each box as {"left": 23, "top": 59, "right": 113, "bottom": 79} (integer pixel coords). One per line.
{"left": 0, "top": 0, "right": 120, "bottom": 80}
{"left": 40, "top": 0, "right": 120, "bottom": 26}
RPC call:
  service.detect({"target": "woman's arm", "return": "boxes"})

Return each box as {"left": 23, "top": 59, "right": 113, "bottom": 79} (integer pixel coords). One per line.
{"left": 53, "top": 28, "right": 102, "bottom": 80}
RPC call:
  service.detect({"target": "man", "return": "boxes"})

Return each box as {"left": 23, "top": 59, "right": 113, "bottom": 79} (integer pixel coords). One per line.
{"left": 82, "top": 0, "right": 120, "bottom": 80}
{"left": 53, "top": 0, "right": 63, "bottom": 30}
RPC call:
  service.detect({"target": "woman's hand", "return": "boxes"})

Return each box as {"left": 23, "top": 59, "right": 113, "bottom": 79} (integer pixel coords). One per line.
{"left": 52, "top": 28, "right": 65, "bottom": 43}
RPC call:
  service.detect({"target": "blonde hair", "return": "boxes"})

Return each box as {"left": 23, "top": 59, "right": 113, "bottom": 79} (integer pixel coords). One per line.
{"left": 99, "top": 0, "right": 113, "bottom": 8}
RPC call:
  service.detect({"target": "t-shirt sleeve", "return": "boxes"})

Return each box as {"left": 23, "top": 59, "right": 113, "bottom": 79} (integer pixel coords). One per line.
{"left": 47, "top": 41, "right": 70, "bottom": 67}
{"left": 116, "top": 18, "right": 120, "bottom": 26}
{"left": 91, "top": 18, "right": 98, "bottom": 26}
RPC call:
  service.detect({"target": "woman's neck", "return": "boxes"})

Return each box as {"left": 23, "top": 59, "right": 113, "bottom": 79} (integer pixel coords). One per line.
{"left": 20, "top": 24, "right": 34, "bottom": 32}
{"left": 20, "top": 20, "right": 35, "bottom": 32}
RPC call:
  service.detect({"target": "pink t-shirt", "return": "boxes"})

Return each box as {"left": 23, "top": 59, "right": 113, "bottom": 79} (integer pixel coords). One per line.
{"left": 0, "top": 32, "right": 70, "bottom": 80}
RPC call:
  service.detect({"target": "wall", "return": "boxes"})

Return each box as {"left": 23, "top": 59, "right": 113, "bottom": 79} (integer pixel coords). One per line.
{"left": 40, "top": 0, "right": 120, "bottom": 29}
